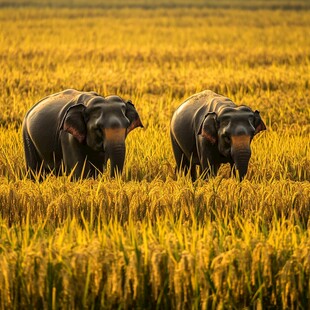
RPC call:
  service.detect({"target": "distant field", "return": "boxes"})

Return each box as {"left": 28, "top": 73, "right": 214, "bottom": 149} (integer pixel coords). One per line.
{"left": 1, "top": 0, "right": 310, "bottom": 9}
{"left": 0, "top": 1, "right": 309, "bottom": 309}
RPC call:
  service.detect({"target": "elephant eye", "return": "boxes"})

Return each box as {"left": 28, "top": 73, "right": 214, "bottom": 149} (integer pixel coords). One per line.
{"left": 95, "top": 127, "right": 102, "bottom": 136}
{"left": 224, "top": 135, "right": 231, "bottom": 144}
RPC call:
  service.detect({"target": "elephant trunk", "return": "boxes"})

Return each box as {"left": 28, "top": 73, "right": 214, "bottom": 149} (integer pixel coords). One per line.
{"left": 231, "top": 135, "right": 251, "bottom": 181}
{"left": 104, "top": 128, "right": 126, "bottom": 178}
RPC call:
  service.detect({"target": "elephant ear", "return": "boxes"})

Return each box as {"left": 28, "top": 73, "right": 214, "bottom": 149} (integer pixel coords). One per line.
{"left": 254, "top": 110, "right": 266, "bottom": 135}
{"left": 125, "top": 100, "right": 144, "bottom": 134}
{"left": 198, "top": 112, "right": 218, "bottom": 145}
{"left": 61, "top": 104, "right": 87, "bottom": 143}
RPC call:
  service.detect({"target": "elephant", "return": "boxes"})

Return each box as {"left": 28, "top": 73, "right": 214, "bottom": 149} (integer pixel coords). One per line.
{"left": 170, "top": 90, "right": 266, "bottom": 181}
{"left": 22, "top": 89, "right": 143, "bottom": 179}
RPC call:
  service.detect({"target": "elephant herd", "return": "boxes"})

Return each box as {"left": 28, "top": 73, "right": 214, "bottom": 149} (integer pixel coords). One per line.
{"left": 22, "top": 89, "right": 266, "bottom": 181}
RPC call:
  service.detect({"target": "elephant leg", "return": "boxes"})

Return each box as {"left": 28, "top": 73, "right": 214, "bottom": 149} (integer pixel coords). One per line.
{"left": 60, "top": 131, "right": 92, "bottom": 179}
{"left": 22, "top": 126, "right": 44, "bottom": 179}
{"left": 197, "top": 135, "right": 218, "bottom": 180}
{"left": 200, "top": 162, "right": 219, "bottom": 180}
{"left": 190, "top": 165, "right": 197, "bottom": 182}
{"left": 171, "top": 133, "right": 192, "bottom": 177}
{"left": 200, "top": 153, "right": 220, "bottom": 179}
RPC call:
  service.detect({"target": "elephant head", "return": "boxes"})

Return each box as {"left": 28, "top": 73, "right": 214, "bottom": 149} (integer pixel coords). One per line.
{"left": 199, "top": 106, "right": 266, "bottom": 180}
{"left": 61, "top": 95, "right": 143, "bottom": 177}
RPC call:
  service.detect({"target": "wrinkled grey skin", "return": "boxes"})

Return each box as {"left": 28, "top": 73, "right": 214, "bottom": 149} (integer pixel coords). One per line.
{"left": 170, "top": 90, "right": 266, "bottom": 181}
{"left": 22, "top": 89, "right": 143, "bottom": 179}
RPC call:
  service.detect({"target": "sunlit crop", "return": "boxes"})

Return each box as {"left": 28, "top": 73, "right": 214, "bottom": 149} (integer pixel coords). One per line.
{"left": 0, "top": 0, "right": 309, "bottom": 308}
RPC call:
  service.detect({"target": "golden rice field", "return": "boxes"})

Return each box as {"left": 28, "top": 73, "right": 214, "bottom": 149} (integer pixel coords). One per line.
{"left": 0, "top": 0, "right": 309, "bottom": 308}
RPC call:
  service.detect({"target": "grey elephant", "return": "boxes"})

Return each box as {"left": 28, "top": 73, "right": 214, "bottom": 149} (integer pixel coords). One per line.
{"left": 22, "top": 89, "right": 143, "bottom": 179}
{"left": 170, "top": 90, "right": 266, "bottom": 181}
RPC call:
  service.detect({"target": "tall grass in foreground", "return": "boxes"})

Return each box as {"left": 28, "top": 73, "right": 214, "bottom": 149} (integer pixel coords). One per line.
{"left": 0, "top": 212, "right": 309, "bottom": 309}
{"left": 0, "top": 3, "right": 309, "bottom": 309}
{"left": 0, "top": 176, "right": 309, "bottom": 227}
{"left": 0, "top": 172, "right": 309, "bottom": 308}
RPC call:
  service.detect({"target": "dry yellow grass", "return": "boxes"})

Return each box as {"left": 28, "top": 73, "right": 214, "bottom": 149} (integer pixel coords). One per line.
{"left": 0, "top": 1, "right": 309, "bottom": 308}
